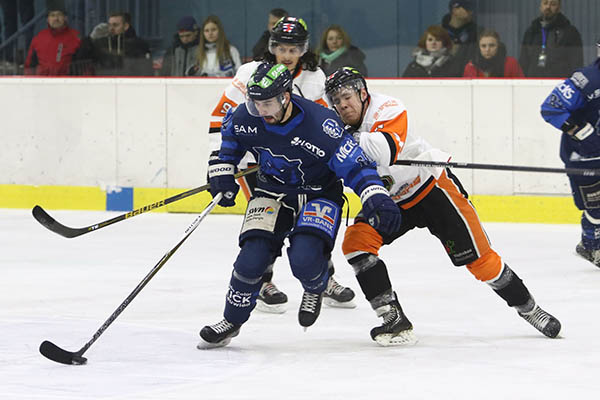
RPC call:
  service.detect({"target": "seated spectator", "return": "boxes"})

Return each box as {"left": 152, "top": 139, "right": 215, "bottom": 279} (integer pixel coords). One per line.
{"left": 463, "top": 30, "right": 524, "bottom": 78}
{"left": 519, "top": 0, "right": 582, "bottom": 77}
{"left": 441, "top": 0, "right": 481, "bottom": 73}
{"left": 251, "top": 8, "right": 288, "bottom": 61}
{"left": 186, "top": 15, "right": 241, "bottom": 77}
{"left": 24, "top": 3, "right": 80, "bottom": 75}
{"left": 402, "top": 25, "right": 462, "bottom": 78}
{"left": 75, "top": 11, "right": 153, "bottom": 76}
{"left": 317, "top": 24, "right": 367, "bottom": 76}
{"left": 160, "top": 16, "right": 200, "bottom": 76}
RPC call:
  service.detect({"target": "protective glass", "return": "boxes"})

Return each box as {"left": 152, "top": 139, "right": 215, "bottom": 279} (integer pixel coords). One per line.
{"left": 268, "top": 39, "right": 308, "bottom": 57}
{"left": 245, "top": 92, "right": 287, "bottom": 118}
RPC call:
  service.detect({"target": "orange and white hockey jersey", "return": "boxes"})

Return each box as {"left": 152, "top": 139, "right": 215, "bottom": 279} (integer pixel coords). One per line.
{"left": 355, "top": 92, "right": 451, "bottom": 209}
{"left": 208, "top": 60, "right": 328, "bottom": 156}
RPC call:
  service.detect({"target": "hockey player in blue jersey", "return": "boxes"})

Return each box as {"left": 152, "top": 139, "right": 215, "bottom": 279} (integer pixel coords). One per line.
{"left": 198, "top": 63, "right": 402, "bottom": 348}
{"left": 541, "top": 39, "right": 600, "bottom": 268}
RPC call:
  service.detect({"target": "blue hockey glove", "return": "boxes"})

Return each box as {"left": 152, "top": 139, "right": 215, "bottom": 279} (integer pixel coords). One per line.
{"left": 361, "top": 186, "right": 401, "bottom": 235}
{"left": 564, "top": 122, "right": 600, "bottom": 156}
{"left": 208, "top": 163, "right": 239, "bottom": 207}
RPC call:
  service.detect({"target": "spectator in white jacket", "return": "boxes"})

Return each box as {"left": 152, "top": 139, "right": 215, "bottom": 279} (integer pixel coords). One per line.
{"left": 186, "top": 15, "right": 241, "bottom": 77}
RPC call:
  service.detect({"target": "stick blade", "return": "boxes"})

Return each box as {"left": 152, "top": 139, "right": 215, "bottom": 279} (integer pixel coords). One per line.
{"left": 32, "top": 206, "right": 84, "bottom": 238}
{"left": 39, "top": 341, "right": 87, "bottom": 365}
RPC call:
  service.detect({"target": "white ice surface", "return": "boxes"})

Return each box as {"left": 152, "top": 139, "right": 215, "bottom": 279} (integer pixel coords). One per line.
{"left": 1, "top": 208, "right": 599, "bottom": 399}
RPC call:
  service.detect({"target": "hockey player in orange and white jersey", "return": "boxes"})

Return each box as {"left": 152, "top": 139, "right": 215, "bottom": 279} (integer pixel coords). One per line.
{"left": 207, "top": 17, "right": 355, "bottom": 313}
{"left": 325, "top": 67, "right": 561, "bottom": 346}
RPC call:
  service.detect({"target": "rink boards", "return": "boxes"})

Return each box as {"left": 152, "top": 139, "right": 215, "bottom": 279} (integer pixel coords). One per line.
{"left": 0, "top": 77, "right": 579, "bottom": 223}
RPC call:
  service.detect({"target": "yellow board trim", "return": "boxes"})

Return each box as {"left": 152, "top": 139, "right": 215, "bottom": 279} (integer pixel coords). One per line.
{"left": 0, "top": 184, "right": 582, "bottom": 224}
{"left": 0, "top": 184, "right": 105, "bottom": 210}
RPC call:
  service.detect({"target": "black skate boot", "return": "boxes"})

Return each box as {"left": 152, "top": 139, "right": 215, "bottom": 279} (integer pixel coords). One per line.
{"left": 516, "top": 299, "right": 561, "bottom": 338}
{"left": 323, "top": 276, "right": 356, "bottom": 308}
{"left": 298, "top": 291, "right": 323, "bottom": 329}
{"left": 575, "top": 241, "right": 600, "bottom": 268}
{"left": 370, "top": 300, "right": 417, "bottom": 346}
{"left": 197, "top": 319, "right": 241, "bottom": 349}
{"left": 255, "top": 281, "right": 288, "bottom": 314}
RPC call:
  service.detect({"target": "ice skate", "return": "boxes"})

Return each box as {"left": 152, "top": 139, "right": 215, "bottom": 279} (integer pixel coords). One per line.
{"left": 517, "top": 300, "right": 561, "bottom": 338}
{"left": 323, "top": 276, "right": 356, "bottom": 308}
{"left": 255, "top": 281, "right": 288, "bottom": 314}
{"left": 575, "top": 241, "right": 600, "bottom": 268}
{"left": 298, "top": 291, "right": 323, "bottom": 329}
{"left": 370, "top": 300, "right": 417, "bottom": 346}
{"left": 197, "top": 319, "right": 241, "bottom": 349}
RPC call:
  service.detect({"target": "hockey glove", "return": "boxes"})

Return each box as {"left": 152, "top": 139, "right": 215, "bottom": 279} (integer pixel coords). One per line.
{"left": 562, "top": 121, "right": 600, "bottom": 156}
{"left": 208, "top": 162, "right": 239, "bottom": 207}
{"left": 361, "top": 186, "right": 402, "bottom": 235}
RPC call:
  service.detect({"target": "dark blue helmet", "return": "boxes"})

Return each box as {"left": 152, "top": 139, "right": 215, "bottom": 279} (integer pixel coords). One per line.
{"left": 246, "top": 63, "right": 293, "bottom": 117}
{"left": 246, "top": 63, "right": 293, "bottom": 100}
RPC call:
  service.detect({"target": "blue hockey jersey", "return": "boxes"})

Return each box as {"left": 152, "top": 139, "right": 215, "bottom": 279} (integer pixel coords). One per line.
{"left": 218, "top": 94, "right": 383, "bottom": 196}
{"left": 541, "top": 58, "right": 600, "bottom": 162}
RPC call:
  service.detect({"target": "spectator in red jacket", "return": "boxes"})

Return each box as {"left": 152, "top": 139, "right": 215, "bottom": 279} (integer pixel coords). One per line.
{"left": 463, "top": 29, "right": 524, "bottom": 78}
{"left": 24, "top": 5, "right": 80, "bottom": 75}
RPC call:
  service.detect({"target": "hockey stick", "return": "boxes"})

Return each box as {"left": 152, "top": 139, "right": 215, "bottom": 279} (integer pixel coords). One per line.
{"left": 39, "top": 193, "right": 223, "bottom": 365}
{"left": 32, "top": 165, "right": 258, "bottom": 238}
{"left": 394, "top": 159, "right": 600, "bottom": 176}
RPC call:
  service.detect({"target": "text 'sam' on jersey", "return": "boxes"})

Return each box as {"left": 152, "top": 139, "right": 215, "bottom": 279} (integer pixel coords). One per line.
{"left": 208, "top": 60, "right": 328, "bottom": 158}
{"left": 353, "top": 92, "right": 451, "bottom": 209}
{"left": 217, "top": 94, "right": 384, "bottom": 197}
{"left": 541, "top": 58, "right": 600, "bottom": 163}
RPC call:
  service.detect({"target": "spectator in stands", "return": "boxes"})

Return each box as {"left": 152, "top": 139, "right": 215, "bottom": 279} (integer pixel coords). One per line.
{"left": 0, "top": 0, "right": 34, "bottom": 62}
{"left": 402, "top": 25, "right": 462, "bottom": 78}
{"left": 24, "top": 3, "right": 80, "bottom": 75}
{"left": 441, "top": 0, "right": 481, "bottom": 75}
{"left": 519, "top": 0, "right": 582, "bottom": 78}
{"left": 78, "top": 11, "right": 153, "bottom": 76}
{"left": 463, "top": 30, "right": 524, "bottom": 78}
{"left": 186, "top": 15, "right": 241, "bottom": 77}
{"left": 160, "top": 16, "right": 200, "bottom": 76}
{"left": 251, "top": 8, "right": 288, "bottom": 61}
{"left": 317, "top": 24, "right": 367, "bottom": 77}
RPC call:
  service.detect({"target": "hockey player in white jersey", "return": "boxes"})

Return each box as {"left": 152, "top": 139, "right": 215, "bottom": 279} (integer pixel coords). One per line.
{"left": 207, "top": 17, "right": 355, "bottom": 313}
{"left": 325, "top": 67, "right": 561, "bottom": 346}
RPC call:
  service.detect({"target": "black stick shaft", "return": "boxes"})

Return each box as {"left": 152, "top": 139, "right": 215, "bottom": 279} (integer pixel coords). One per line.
{"left": 32, "top": 166, "right": 258, "bottom": 238}
{"left": 394, "top": 159, "right": 600, "bottom": 176}
{"left": 74, "top": 194, "right": 222, "bottom": 358}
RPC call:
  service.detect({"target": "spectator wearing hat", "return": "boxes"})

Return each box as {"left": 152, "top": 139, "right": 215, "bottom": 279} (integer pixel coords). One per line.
{"left": 441, "top": 0, "right": 481, "bottom": 74}
{"left": 160, "top": 16, "right": 200, "bottom": 76}
{"left": 519, "top": 0, "right": 582, "bottom": 77}
{"left": 24, "top": 2, "right": 80, "bottom": 75}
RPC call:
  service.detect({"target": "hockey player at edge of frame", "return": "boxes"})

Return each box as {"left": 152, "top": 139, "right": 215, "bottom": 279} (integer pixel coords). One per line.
{"left": 541, "top": 38, "right": 600, "bottom": 269}
{"left": 197, "top": 63, "right": 401, "bottom": 349}
{"left": 324, "top": 67, "right": 561, "bottom": 346}
{"left": 207, "top": 16, "right": 356, "bottom": 313}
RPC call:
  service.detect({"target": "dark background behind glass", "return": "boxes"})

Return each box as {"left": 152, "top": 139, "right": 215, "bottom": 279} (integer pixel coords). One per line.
{"left": 2, "top": 0, "right": 598, "bottom": 77}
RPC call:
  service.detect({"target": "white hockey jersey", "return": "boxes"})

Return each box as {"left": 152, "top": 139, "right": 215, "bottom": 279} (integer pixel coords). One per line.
{"left": 355, "top": 92, "right": 451, "bottom": 208}
{"left": 208, "top": 60, "right": 328, "bottom": 155}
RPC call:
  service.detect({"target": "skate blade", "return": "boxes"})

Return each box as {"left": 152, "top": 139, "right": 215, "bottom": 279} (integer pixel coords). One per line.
{"left": 374, "top": 330, "right": 418, "bottom": 347}
{"left": 196, "top": 337, "right": 232, "bottom": 350}
{"left": 255, "top": 299, "right": 287, "bottom": 314}
{"left": 323, "top": 297, "right": 357, "bottom": 309}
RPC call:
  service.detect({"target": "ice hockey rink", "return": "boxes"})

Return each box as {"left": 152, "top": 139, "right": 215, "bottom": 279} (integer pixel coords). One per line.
{"left": 1, "top": 208, "right": 599, "bottom": 400}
